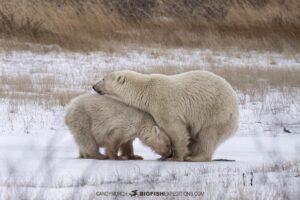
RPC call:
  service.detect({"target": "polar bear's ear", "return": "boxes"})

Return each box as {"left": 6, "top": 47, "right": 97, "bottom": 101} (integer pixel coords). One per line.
{"left": 116, "top": 75, "right": 126, "bottom": 84}
{"left": 152, "top": 126, "right": 160, "bottom": 136}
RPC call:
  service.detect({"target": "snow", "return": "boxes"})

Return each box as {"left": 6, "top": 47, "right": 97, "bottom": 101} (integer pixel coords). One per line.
{"left": 1, "top": 48, "right": 299, "bottom": 76}
{"left": 0, "top": 131, "right": 299, "bottom": 199}
{"left": 0, "top": 48, "right": 299, "bottom": 199}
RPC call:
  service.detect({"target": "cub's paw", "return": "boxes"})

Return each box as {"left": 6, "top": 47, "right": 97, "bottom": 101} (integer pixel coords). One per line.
{"left": 129, "top": 155, "right": 144, "bottom": 160}
{"left": 121, "top": 155, "right": 144, "bottom": 160}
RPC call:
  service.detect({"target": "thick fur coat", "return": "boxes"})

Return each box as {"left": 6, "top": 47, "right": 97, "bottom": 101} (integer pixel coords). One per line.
{"left": 93, "top": 70, "right": 239, "bottom": 161}
{"left": 65, "top": 94, "right": 172, "bottom": 160}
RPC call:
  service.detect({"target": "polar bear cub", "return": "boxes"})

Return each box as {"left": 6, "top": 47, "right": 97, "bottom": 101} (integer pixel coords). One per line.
{"left": 65, "top": 94, "right": 172, "bottom": 160}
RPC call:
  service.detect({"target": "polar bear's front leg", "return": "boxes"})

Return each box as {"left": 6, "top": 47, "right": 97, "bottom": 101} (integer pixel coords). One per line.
{"left": 163, "top": 123, "right": 190, "bottom": 161}
{"left": 105, "top": 145, "right": 121, "bottom": 160}
{"left": 120, "top": 140, "right": 143, "bottom": 160}
{"left": 105, "top": 136, "right": 123, "bottom": 160}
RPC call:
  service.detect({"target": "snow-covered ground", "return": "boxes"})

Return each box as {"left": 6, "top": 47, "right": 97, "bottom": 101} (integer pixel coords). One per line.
{"left": 0, "top": 48, "right": 299, "bottom": 199}
{"left": 1, "top": 48, "right": 300, "bottom": 75}
{"left": 0, "top": 132, "right": 299, "bottom": 199}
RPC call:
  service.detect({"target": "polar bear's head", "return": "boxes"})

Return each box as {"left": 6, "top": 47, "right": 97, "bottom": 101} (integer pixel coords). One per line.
{"left": 93, "top": 70, "right": 148, "bottom": 100}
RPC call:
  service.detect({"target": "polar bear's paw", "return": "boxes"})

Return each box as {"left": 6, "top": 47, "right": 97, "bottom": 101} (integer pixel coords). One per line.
{"left": 121, "top": 155, "right": 144, "bottom": 160}
{"left": 159, "top": 157, "right": 184, "bottom": 162}
{"left": 185, "top": 155, "right": 211, "bottom": 162}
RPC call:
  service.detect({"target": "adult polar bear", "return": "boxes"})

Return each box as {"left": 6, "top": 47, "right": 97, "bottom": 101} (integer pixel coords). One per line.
{"left": 93, "top": 70, "right": 239, "bottom": 161}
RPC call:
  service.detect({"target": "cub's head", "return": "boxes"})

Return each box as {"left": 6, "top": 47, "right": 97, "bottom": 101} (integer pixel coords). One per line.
{"left": 142, "top": 126, "right": 173, "bottom": 159}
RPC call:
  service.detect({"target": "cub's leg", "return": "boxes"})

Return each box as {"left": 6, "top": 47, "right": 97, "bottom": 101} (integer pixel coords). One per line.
{"left": 120, "top": 140, "right": 143, "bottom": 160}
{"left": 105, "top": 141, "right": 122, "bottom": 160}
{"left": 72, "top": 132, "right": 106, "bottom": 160}
{"left": 104, "top": 130, "right": 124, "bottom": 160}
{"left": 66, "top": 110, "right": 105, "bottom": 160}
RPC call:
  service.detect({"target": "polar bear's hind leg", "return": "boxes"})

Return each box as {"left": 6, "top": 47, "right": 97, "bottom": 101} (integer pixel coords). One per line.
{"left": 185, "top": 125, "right": 220, "bottom": 162}
{"left": 71, "top": 129, "right": 105, "bottom": 160}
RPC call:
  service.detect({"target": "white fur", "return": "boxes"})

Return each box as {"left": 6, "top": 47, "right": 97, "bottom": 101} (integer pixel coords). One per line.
{"left": 94, "top": 70, "right": 239, "bottom": 161}
{"left": 65, "top": 94, "right": 171, "bottom": 160}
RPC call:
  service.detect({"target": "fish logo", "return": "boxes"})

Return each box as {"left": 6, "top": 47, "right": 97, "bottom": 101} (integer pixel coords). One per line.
{"left": 130, "top": 190, "right": 138, "bottom": 197}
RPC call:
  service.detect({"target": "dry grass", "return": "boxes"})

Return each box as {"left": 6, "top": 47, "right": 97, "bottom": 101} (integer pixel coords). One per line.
{"left": 1, "top": 62, "right": 299, "bottom": 109}
{"left": 1, "top": 90, "right": 83, "bottom": 108}
{"left": 104, "top": 65, "right": 300, "bottom": 96}
{"left": 1, "top": 66, "right": 299, "bottom": 108}
{"left": 0, "top": 74, "right": 82, "bottom": 107}
{"left": 0, "top": 0, "right": 300, "bottom": 52}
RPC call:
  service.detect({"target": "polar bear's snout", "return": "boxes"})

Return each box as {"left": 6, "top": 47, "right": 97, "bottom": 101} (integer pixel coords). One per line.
{"left": 92, "top": 85, "right": 103, "bottom": 94}
{"left": 163, "top": 148, "right": 173, "bottom": 159}
{"left": 156, "top": 143, "right": 173, "bottom": 159}
{"left": 93, "top": 80, "right": 108, "bottom": 95}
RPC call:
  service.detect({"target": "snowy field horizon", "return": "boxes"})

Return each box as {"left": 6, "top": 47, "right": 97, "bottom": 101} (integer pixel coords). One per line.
{"left": 0, "top": 47, "right": 299, "bottom": 199}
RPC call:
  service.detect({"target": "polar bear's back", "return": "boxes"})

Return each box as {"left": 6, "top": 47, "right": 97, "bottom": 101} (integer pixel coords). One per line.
{"left": 153, "top": 70, "right": 239, "bottom": 134}
{"left": 66, "top": 94, "right": 147, "bottom": 125}
{"left": 65, "top": 94, "right": 148, "bottom": 144}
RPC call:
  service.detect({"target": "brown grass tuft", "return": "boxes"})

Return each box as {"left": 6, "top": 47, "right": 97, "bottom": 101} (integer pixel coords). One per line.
{"left": 0, "top": 74, "right": 82, "bottom": 107}
{"left": 1, "top": 66, "right": 299, "bottom": 108}
{"left": 104, "top": 65, "right": 300, "bottom": 96}
{"left": 0, "top": 0, "right": 300, "bottom": 51}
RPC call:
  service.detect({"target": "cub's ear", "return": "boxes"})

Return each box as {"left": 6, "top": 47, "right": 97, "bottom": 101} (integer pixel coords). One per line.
{"left": 152, "top": 126, "right": 160, "bottom": 136}
{"left": 116, "top": 75, "right": 126, "bottom": 84}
